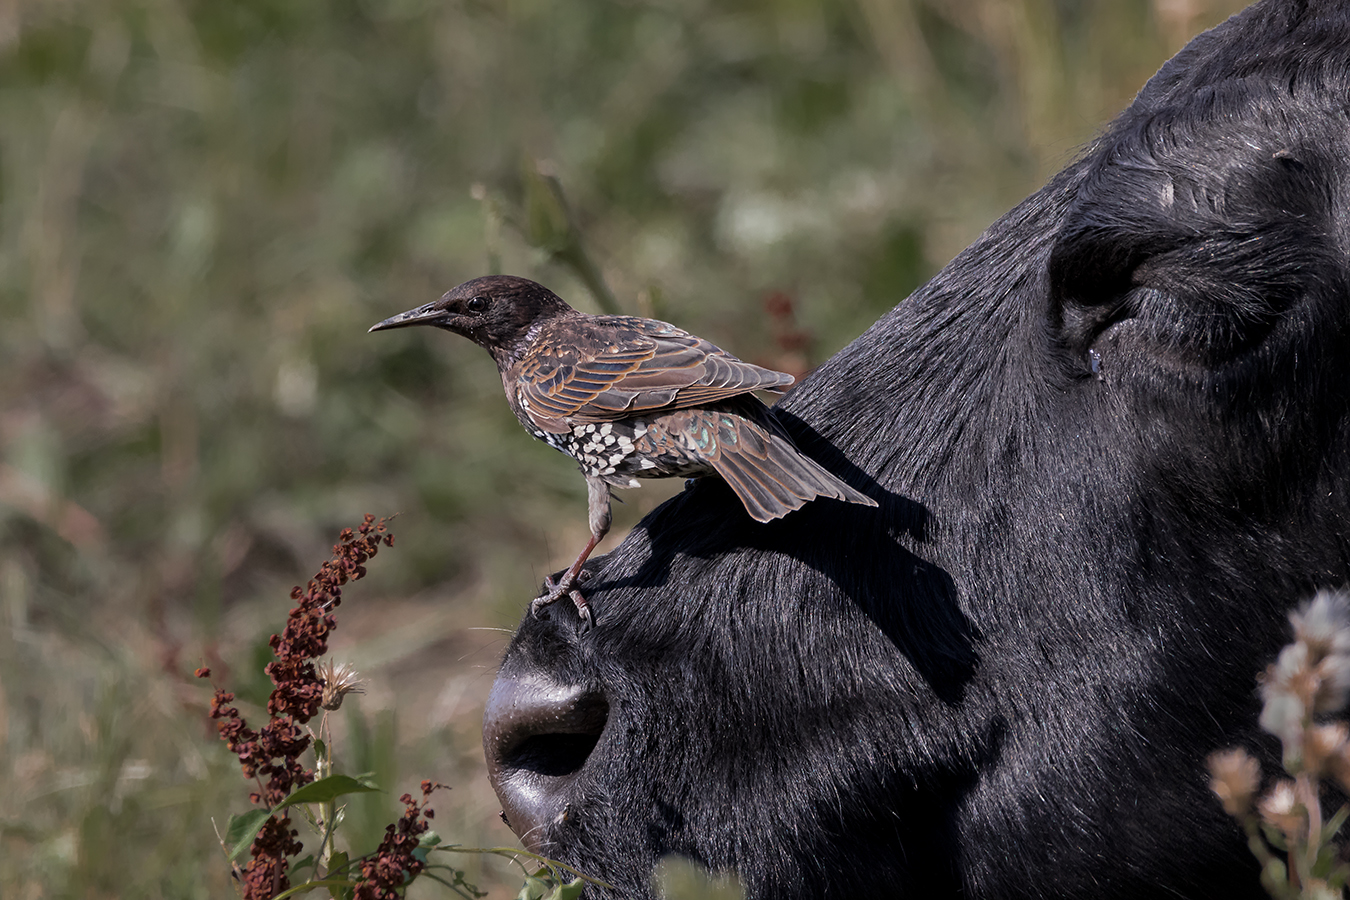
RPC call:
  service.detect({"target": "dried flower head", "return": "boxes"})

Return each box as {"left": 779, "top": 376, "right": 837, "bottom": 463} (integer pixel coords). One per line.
{"left": 1258, "top": 591, "right": 1350, "bottom": 766}
{"left": 1276, "top": 592, "right": 1350, "bottom": 716}
{"left": 1265, "top": 641, "right": 1313, "bottom": 697}
{"left": 1303, "top": 722, "right": 1349, "bottom": 777}
{"left": 1257, "top": 779, "right": 1304, "bottom": 842}
{"left": 353, "top": 781, "right": 445, "bottom": 899}
{"left": 1259, "top": 658, "right": 1308, "bottom": 752}
{"left": 319, "top": 659, "right": 366, "bottom": 711}
{"left": 1208, "top": 748, "right": 1261, "bottom": 818}
{"left": 1215, "top": 593, "right": 1350, "bottom": 899}
{"left": 1290, "top": 590, "right": 1350, "bottom": 662}
{"left": 1313, "top": 653, "right": 1350, "bottom": 715}
{"left": 1330, "top": 740, "right": 1350, "bottom": 795}
{"left": 207, "top": 515, "right": 395, "bottom": 899}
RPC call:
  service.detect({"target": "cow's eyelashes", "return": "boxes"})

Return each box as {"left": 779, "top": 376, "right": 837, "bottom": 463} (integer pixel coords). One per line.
{"left": 1049, "top": 224, "right": 1149, "bottom": 357}
{"left": 1060, "top": 286, "right": 1140, "bottom": 357}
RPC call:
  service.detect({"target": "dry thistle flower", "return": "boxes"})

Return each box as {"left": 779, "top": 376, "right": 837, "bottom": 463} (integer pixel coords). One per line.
{"left": 1214, "top": 593, "right": 1350, "bottom": 898}
{"left": 1257, "top": 606, "right": 1350, "bottom": 755}
{"left": 1265, "top": 641, "right": 1312, "bottom": 696}
{"left": 1326, "top": 738, "right": 1350, "bottom": 797}
{"left": 319, "top": 659, "right": 365, "bottom": 711}
{"left": 1208, "top": 748, "right": 1261, "bottom": 817}
{"left": 1259, "top": 657, "right": 1308, "bottom": 752}
{"left": 1314, "top": 654, "right": 1350, "bottom": 715}
{"left": 1304, "top": 722, "right": 1349, "bottom": 778}
{"left": 1283, "top": 591, "right": 1350, "bottom": 715}
{"left": 1291, "top": 590, "right": 1350, "bottom": 662}
{"left": 1257, "top": 779, "right": 1304, "bottom": 842}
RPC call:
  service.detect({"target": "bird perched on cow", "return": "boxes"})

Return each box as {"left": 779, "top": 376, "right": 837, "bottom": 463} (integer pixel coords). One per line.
{"left": 369, "top": 275, "right": 875, "bottom": 625}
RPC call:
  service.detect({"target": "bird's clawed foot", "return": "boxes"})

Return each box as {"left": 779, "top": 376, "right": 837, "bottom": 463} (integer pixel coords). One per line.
{"left": 532, "top": 569, "right": 592, "bottom": 630}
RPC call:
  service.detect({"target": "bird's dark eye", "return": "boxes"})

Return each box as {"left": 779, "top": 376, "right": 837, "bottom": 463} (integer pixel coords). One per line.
{"left": 467, "top": 296, "right": 488, "bottom": 313}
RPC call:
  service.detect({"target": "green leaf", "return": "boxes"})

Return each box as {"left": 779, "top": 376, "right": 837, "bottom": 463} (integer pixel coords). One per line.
{"left": 1259, "top": 858, "right": 1288, "bottom": 897}
{"left": 330, "top": 806, "right": 346, "bottom": 831}
{"left": 327, "top": 851, "right": 352, "bottom": 900}
{"left": 1322, "top": 803, "right": 1350, "bottom": 843}
{"left": 276, "top": 775, "right": 381, "bottom": 811}
{"left": 1260, "top": 822, "right": 1289, "bottom": 852}
{"left": 411, "top": 829, "right": 443, "bottom": 865}
{"left": 296, "top": 804, "right": 322, "bottom": 829}
{"left": 547, "top": 877, "right": 586, "bottom": 900}
{"left": 314, "top": 737, "right": 328, "bottom": 760}
{"left": 224, "top": 809, "right": 273, "bottom": 862}
{"left": 516, "top": 875, "right": 549, "bottom": 900}
{"left": 1314, "top": 842, "right": 1340, "bottom": 879}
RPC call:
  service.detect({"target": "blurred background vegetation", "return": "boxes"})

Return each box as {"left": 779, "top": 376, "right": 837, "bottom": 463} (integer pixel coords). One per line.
{"left": 0, "top": 0, "right": 1247, "bottom": 895}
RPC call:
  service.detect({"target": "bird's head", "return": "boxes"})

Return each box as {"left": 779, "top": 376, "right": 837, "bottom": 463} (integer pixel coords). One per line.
{"left": 368, "top": 275, "right": 573, "bottom": 364}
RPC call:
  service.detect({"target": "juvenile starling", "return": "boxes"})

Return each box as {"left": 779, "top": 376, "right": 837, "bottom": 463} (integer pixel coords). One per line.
{"left": 370, "top": 276, "right": 875, "bottom": 624}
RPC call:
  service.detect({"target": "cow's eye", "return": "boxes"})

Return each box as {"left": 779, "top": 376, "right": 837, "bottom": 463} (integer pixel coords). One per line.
{"left": 467, "top": 296, "right": 488, "bottom": 313}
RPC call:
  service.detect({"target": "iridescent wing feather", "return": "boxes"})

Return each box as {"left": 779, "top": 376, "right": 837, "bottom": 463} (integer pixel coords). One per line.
{"left": 516, "top": 316, "right": 793, "bottom": 433}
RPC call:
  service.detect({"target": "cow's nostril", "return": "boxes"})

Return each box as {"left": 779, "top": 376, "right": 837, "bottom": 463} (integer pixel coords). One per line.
{"left": 483, "top": 673, "right": 608, "bottom": 850}
{"left": 505, "top": 731, "right": 603, "bottom": 778}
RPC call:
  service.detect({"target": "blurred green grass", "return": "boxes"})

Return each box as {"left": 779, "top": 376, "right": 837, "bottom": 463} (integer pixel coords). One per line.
{"left": 0, "top": 0, "right": 1246, "bottom": 895}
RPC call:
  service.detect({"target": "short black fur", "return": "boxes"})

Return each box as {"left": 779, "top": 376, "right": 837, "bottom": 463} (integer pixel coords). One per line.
{"left": 482, "top": 2, "right": 1350, "bottom": 896}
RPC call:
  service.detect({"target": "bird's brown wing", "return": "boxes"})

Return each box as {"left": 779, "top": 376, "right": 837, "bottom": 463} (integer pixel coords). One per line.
{"left": 515, "top": 316, "right": 794, "bottom": 433}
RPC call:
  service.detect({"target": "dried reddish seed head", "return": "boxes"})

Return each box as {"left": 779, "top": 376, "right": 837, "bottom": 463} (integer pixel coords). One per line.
{"left": 207, "top": 515, "right": 396, "bottom": 898}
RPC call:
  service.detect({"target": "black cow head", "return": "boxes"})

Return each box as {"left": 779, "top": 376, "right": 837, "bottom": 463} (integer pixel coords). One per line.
{"left": 483, "top": 1, "right": 1350, "bottom": 896}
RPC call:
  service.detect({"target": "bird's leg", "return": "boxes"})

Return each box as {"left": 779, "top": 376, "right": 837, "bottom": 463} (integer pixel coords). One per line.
{"left": 533, "top": 476, "right": 612, "bottom": 627}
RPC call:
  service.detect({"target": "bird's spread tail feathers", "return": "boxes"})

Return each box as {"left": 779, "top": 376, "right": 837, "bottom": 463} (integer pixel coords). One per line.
{"left": 703, "top": 415, "right": 876, "bottom": 522}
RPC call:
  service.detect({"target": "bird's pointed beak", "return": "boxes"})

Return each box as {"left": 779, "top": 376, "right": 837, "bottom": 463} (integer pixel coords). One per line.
{"left": 368, "top": 302, "right": 448, "bottom": 333}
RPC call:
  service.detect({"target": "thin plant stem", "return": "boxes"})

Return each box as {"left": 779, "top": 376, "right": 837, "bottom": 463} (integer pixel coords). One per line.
{"left": 1296, "top": 772, "right": 1320, "bottom": 889}
{"left": 438, "top": 846, "right": 617, "bottom": 890}
{"left": 316, "top": 713, "right": 337, "bottom": 874}
{"left": 272, "top": 878, "right": 355, "bottom": 900}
